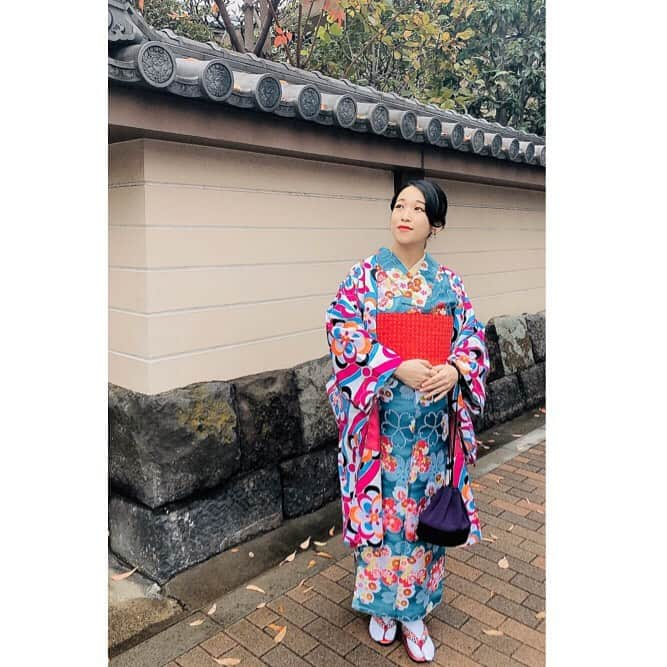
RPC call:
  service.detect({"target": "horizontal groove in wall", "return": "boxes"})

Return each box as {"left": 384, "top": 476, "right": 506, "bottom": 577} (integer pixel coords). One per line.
{"left": 109, "top": 224, "right": 545, "bottom": 232}
{"left": 109, "top": 267, "right": 543, "bottom": 316}
{"left": 110, "top": 326, "right": 324, "bottom": 362}
{"left": 109, "top": 248, "right": 545, "bottom": 271}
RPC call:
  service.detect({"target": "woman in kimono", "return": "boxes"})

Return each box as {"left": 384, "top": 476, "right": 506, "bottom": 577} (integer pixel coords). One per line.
{"left": 325, "top": 179, "right": 488, "bottom": 662}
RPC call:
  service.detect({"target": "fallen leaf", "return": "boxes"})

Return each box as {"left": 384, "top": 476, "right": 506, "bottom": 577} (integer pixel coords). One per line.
{"left": 536, "top": 611, "right": 546, "bottom": 620}
{"left": 278, "top": 605, "right": 284, "bottom": 614}
{"left": 498, "top": 556, "right": 509, "bottom": 569}
{"left": 248, "top": 552, "right": 255, "bottom": 558}
{"left": 496, "top": 477, "right": 503, "bottom": 485}
{"left": 230, "top": 548, "right": 239, "bottom": 553}
{"left": 329, "top": 526, "right": 335, "bottom": 536}
{"left": 480, "top": 444, "right": 490, "bottom": 450}
{"left": 302, "top": 586, "right": 313, "bottom": 593}
{"left": 307, "top": 560, "right": 317, "bottom": 569}
{"left": 215, "top": 658, "right": 241, "bottom": 666}
{"left": 246, "top": 585, "right": 266, "bottom": 594}
{"left": 313, "top": 540, "right": 328, "bottom": 547}
{"left": 486, "top": 439, "right": 495, "bottom": 444}
{"left": 298, "top": 577, "right": 307, "bottom": 588}
{"left": 482, "top": 538, "right": 495, "bottom": 543}
{"left": 316, "top": 551, "right": 334, "bottom": 559}
{"left": 493, "top": 431, "right": 500, "bottom": 435}
{"left": 508, "top": 524, "right": 514, "bottom": 532}
{"left": 274, "top": 625, "right": 287, "bottom": 643}
{"left": 189, "top": 618, "right": 205, "bottom": 626}
{"left": 280, "top": 550, "right": 297, "bottom": 565}
{"left": 267, "top": 623, "right": 283, "bottom": 632}
{"left": 534, "top": 414, "right": 540, "bottom": 417}
{"left": 483, "top": 629, "right": 504, "bottom": 636}
{"left": 207, "top": 603, "right": 217, "bottom": 615}
{"left": 256, "top": 602, "right": 267, "bottom": 609}
{"left": 110, "top": 567, "right": 137, "bottom": 582}
{"left": 300, "top": 537, "right": 311, "bottom": 550}
{"left": 471, "top": 482, "right": 482, "bottom": 489}
{"left": 491, "top": 533, "right": 498, "bottom": 540}
{"left": 511, "top": 433, "right": 522, "bottom": 438}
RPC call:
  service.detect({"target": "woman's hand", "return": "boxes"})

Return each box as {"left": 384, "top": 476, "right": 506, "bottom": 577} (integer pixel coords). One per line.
{"left": 394, "top": 359, "right": 435, "bottom": 390}
{"left": 419, "top": 363, "right": 459, "bottom": 401}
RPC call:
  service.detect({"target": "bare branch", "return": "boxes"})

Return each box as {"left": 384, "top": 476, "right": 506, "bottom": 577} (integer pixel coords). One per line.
{"left": 214, "top": 0, "right": 246, "bottom": 52}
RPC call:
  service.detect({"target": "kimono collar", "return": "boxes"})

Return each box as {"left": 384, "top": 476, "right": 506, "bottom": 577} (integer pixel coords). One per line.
{"left": 377, "top": 246, "right": 439, "bottom": 282}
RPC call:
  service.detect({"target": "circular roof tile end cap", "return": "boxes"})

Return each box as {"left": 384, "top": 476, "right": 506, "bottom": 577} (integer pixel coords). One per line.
{"left": 443, "top": 122, "right": 464, "bottom": 149}
{"left": 489, "top": 133, "right": 503, "bottom": 157}
{"left": 425, "top": 117, "right": 443, "bottom": 145}
{"left": 296, "top": 85, "right": 321, "bottom": 120}
{"left": 137, "top": 41, "right": 176, "bottom": 89}
{"left": 370, "top": 104, "right": 390, "bottom": 134}
{"left": 333, "top": 95, "right": 358, "bottom": 129}
{"left": 521, "top": 141, "right": 536, "bottom": 163}
{"left": 199, "top": 59, "right": 234, "bottom": 102}
{"left": 400, "top": 111, "right": 418, "bottom": 140}
{"left": 502, "top": 137, "right": 520, "bottom": 160}
{"left": 538, "top": 145, "right": 546, "bottom": 167}
{"left": 255, "top": 74, "right": 283, "bottom": 112}
{"left": 468, "top": 128, "right": 485, "bottom": 154}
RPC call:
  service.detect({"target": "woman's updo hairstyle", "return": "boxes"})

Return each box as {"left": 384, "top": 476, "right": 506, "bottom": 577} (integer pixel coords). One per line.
{"left": 389, "top": 178, "right": 448, "bottom": 231}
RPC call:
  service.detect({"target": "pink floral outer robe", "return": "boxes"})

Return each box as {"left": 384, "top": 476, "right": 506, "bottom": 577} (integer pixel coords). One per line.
{"left": 325, "top": 249, "right": 489, "bottom": 550}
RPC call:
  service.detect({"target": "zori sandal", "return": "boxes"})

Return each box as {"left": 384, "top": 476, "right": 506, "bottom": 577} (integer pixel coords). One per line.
{"left": 368, "top": 615, "right": 397, "bottom": 645}
{"left": 401, "top": 620, "right": 435, "bottom": 663}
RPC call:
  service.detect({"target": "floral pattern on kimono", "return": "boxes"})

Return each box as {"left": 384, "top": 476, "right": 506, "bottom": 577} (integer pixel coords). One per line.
{"left": 325, "top": 248, "right": 489, "bottom": 554}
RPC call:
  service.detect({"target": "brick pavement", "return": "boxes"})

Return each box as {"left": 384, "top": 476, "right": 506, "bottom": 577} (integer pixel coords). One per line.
{"left": 112, "top": 440, "right": 545, "bottom": 667}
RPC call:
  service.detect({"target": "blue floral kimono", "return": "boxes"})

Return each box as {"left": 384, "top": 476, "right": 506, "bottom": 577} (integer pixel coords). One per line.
{"left": 325, "top": 247, "right": 488, "bottom": 621}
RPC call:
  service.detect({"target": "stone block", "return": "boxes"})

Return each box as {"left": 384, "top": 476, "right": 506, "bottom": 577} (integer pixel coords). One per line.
{"left": 485, "top": 375, "right": 526, "bottom": 426}
{"left": 484, "top": 322, "right": 504, "bottom": 382}
{"left": 518, "top": 363, "right": 546, "bottom": 409}
{"left": 233, "top": 368, "right": 304, "bottom": 472}
{"left": 524, "top": 312, "right": 546, "bottom": 363}
{"left": 293, "top": 355, "right": 338, "bottom": 452}
{"left": 109, "top": 467, "right": 283, "bottom": 584}
{"left": 279, "top": 447, "right": 339, "bottom": 518}
{"left": 108, "top": 381, "right": 239, "bottom": 509}
{"left": 492, "top": 316, "right": 535, "bottom": 374}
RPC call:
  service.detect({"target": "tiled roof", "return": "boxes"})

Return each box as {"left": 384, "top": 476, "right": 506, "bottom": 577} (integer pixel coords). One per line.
{"left": 108, "top": 0, "right": 545, "bottom": 167}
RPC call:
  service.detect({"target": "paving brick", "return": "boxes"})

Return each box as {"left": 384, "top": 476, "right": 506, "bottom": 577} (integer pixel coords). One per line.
{"left": 478, "top": 513, "right": 518, "bottom": 534}
{"left": 199, "top": 631, "right": 237, "bottom": 659}
{"left": 321, "top": 564, "right": 349, "bottom": 582}
{"left": 467, "top": 555, "right": 515, "bottom": 582}
{"left": 515, "top": 470, "right": 545, "bottom": 483}
{"left": 459, "top": 617, "right": 521, "bottom": 656}
{"left": 501, "top": 557, "right": 545, "bottom": 583}
{"left": 476, "top": 573, "right": 529, "bottom": 604}
{"left": 286, "top": 583, "right": 318, "bottom": 604}
{"left": 531, "top": 556, "right": 545, "bottom": 570}
{"left": 263, "top": 644, "right": 312, "bottom": 667}
{"left": 511, "top": 573, "right": 545, "bottom": 597}
{"left": 264, "top": 620, "right": 318, "bottom": 657}
{"left": 246, "top": 605, "right": 280, "bottom": 628}
{"left": 471, "top": 642, "right": 515, "bottom": 666}
{"left": 428, "top": 617, "right": 481, "bottom": 655}
{"left": 303, "top": 616, "right": 359, "bottom": 656}
{"left": 303, "top": 592, "right": 355, "bottom": 627}
{"left": 513, "top": 644, "right": 545, "bottom": 667}
{"left": 342, "top": 617, "right": 397, "bottom": 657}
{"left": 446, "top": 557, "right": 483, "bottom": 582}
{"left": 486, "top": 595, "right": 541, "bottom": 628}
{"left": 450, "top": 595, "right": 506, "bottom": 629}
{"left": 490, "top": 498, "right": 531, "bottom": 517}
{"left": 224, "top": 618, "right": 276, "bottom": 657}
{"left": 306, "top": 573, "right": 349, "bottom": 603}
{"left": 522, "top": 595, "right": 545, "bottom": 614}
{"left": 499, "top": 618, "right": 544, "bottom": 652}
{"left": 346, "top": 642, "right": 397, "bottom": 667}
{"left": 338, "top": 554, "right": 356, "bottom": 572}
{"left": 447, "top": 546, "right": 475, "bottom": 562}
{"left": 339, "top": 573, "right": 356, "bottom": 590}
{"left": 446, "top": 573, "right": 494, "bottom": 604}
{"left": 516, "top": 539, "right": 545, "bottom": 557}
{"left": 175, "top": 646, "right": 221, "bottom": 667}
{"left": 215, "top": 645, "right": 264, "bottom": 667}
{"left": 497, "top": 511, "right": 542, "bottom": 532}
{"left": 304, "top": 645, "right": 351, "bottom": 667}
{"left": 507, "top": 525, "right": 544, "bottom": 544}
{"left": 267, "top": 595, "right": 317, "bottom": 628}
{"left": 432, "top": 647, "right": 482, "bottom": 667}
{"left": 431, "top": 601, "right": 469, "bottom": 629}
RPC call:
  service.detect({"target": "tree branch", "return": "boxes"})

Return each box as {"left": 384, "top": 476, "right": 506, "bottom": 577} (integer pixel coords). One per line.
{"left": 214, "top": 0, "right": 246, "bottom": 52}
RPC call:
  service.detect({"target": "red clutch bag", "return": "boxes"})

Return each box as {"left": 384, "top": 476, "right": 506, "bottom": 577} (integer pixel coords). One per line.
{"left": 376, "top": 311, "right": 454, "bottom": 366}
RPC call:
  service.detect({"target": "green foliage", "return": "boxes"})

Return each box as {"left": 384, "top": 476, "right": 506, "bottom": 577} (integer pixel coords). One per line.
{"left": 142, "top": 0, "right": 218, "bottom": 44}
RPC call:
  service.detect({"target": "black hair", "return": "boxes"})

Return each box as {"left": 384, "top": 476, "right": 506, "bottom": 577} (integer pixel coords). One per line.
{"left": 389, "top": 179, "right": 448, "bottom": 230}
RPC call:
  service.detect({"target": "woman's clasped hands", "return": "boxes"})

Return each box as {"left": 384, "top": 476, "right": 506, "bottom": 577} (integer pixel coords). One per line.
{"left": 394, "top": 359, "right": 459, "bottom": 401}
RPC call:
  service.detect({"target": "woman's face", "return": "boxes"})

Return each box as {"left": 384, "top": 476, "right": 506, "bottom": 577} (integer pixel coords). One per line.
{"left": 390, "top": 185, "right": 432, "bottom": 248}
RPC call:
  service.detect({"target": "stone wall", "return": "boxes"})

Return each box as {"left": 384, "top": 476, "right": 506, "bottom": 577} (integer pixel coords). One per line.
{"left": 109, "top": 312, "right": 545, "bottom": 583}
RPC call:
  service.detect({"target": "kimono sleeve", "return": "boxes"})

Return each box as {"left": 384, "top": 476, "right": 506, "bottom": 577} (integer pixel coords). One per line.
{"left": 325, "top": 266, "right": 402, "bottom": 413}
{"left": 447, "top": 272, "right": 489, "bottom": 417}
